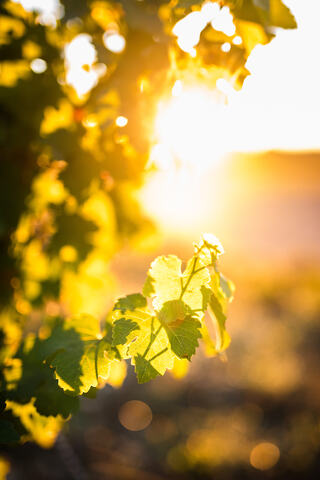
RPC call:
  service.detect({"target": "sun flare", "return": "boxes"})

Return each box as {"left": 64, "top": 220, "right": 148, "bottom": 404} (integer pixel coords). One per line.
{"left": 140, "top": 81, "right": 232, "bottom": 235}
{"left": 152, "top": 82, "right": 231, "bottom": 171}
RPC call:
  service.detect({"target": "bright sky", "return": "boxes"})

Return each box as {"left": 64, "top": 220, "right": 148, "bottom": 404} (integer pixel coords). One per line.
{"left": 14, "top": 0, "right": 320, "bottom": 238}
{"left": 17, "top": 0, "right": 320, "bottom": 151}
{"left": 141, "top": 0, "right": 320, "bottom": 235}
{"left": 230, "top": 0, "right": 320, "bottom": 151}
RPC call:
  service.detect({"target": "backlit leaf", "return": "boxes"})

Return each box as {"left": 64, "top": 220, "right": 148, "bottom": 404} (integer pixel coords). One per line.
{"left": 165, "top": 316, "right": 201, "bottom": 360}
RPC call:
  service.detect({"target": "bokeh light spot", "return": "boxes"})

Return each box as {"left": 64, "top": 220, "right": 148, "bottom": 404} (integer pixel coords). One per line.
{"left": 30, "top": 58, "right": 47, "bottom": 73}
{"left": 103, "top": 31, "right": 126, "bottom": 53}
{"left": 250, "top": 442, "right": 280, "bottom": 470}
{"left": 115, "top": 115, "right": 128, "bottom": 127}
{"left": 118, "top": 400, "right": 152, "bottom": 431}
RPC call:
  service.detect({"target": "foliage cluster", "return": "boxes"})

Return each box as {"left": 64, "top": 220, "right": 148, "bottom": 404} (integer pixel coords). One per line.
{"left": 0, "top": 0, "right": 296, "bottom": 448}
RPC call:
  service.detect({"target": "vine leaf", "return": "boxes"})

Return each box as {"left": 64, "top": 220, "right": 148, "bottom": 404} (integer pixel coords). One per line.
{"left": 157, "top": 299, "right": 189, "bottom": 325}
{"left": 0, "top": 419, "right": 20, "bottom": 444}
{"left": 114, "top": 293, "right": 147, "bottom": 312}
{"left": 112, "top": 318, "right": 140, "bottom": 346}
{"left": 134, "top": 354, "right": 160, "bottom": 383}
{"left": 233, "top": 0, "right": 297, "bottom": 29}
{"left": 202, "top": 272, "right": 234, "bottom": 355}
{"left": 144, "top": 253, "right": 211, "bottom": 317}
{"left": 110, "top": 234, "right": 233, "bottom": 381}
{"left": 144, "top": 255, "right": 182, "bottom": 311}
{"left": 165, "top": 315, "right": 202, "bottom": 360}
{"left": 269, "top": 0, "right": 297, "bottom": 28}
{"left": 128, "top": 316, "right": 175, "bottom": 382}
{"left": 45, "top": 315, "right": 110, "bottom": 395}
{"left": 33, "top": 375, "right": 80, "bottom": 419}
{"left": 5, "top": 338, "right": 79, "bottom": 419}
{"left": 181, "top": 256, "right": 211, "bottom": 315}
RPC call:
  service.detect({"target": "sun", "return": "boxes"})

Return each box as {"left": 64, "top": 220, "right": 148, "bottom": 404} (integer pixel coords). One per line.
{"left": 151, "top": 81, "right": 231, "bottom": 171}
{"left": 139, "top": 80, "right": 234, "bottom": 236}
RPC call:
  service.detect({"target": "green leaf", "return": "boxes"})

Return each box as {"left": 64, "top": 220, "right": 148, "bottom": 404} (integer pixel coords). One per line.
{"left": 142, "top": 274, "right": 155, "bottom": 297}
{"left": 0, "top": 419, "right": 20, "bottom": 444}
{"left": 165, "top": 316, "right": 201, "bottom": 360}
{"left": 181, "top": 256, "right": 211, "bottom": 315}
{"left": 128, "top": 316, "right": 175, "bottom": 377}
{"left": 112, "top": 318, "right": 139, "bottom": 346}
{"left": 219, "top": 273, "right": 235, "bottom": 302}
{"left": 3, "top": 335, "right": 78, "bottom": 419}
{"left": 157, "top": 299, "right": 189, "bottom": 325}
{"left": 207, "top": 293, "right": 231, "bottom": 354}
{"left": 145, "top": 251, "right": 211, "bottom": 318}
{"left": 33, "top": 375, "right": 79, "bottom": 419}
{"left": 45, "top": 315, "right": 110, "bottom": 395}
{"left": 114, "top": 293, "right": 147, "bottom": 312}
{"left": 200, "top": 285, "right": 212, "bottom": 311}
{"left": 50, "top": 338, "right": 110, "bottom": 395}
{"left": 144, "top": 255, "right": 182, "bottom": 311}
{"left": 6, "top": 400, "right": 64, "bottom": 448}
{"left": 134, "top": 354, "right": 160, "bottom": 384}
{"left": 111, "top": 308, "right": 152, "bottom": 360}
{"left": 199, "top": 270, "right": 233, "bottom": 356}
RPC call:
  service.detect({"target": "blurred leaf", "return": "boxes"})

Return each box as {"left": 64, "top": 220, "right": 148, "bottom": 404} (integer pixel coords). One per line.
{"left": 207, "top": 293, "right": 231, "bottom": 353}
{"left": 170, "top": 356, "right": 189, "bottom": 379}
{"left": 33, "top": 375, "right": 79, "bottom": 419}
{"left": 233, "top": 0, "right": 297, "bottom": 29}
{"left": 0, "top": 419, "right": 20, "bottom": 444}
{"left": 45, "top": 315, "right": 111, "bottom": 394}
{"left": 269, "top": 0, "right": 297, "bottom": 28}
{"left": 106, "top": 359, "right": 127, "bottom": 388}
{"left": 0, "top": 61, "right": 30, "bottom": 87}
{"left": 236, "top": 19, "right": 271, "bottom": 54}
{"left": 6, "top": 400, "right": 64, "bottom": 448}
{"left": 0, "top": 15, "right": 25, "bottom": 45}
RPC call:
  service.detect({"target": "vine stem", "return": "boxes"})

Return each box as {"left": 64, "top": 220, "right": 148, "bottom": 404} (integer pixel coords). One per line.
{"left": 179, "top": 244, "right": 215, "bottom": 302}
{"left": 148, "top": 347, "right": 168, "bottom": 363}
{"left": 179, "top": 256, "right": 198, "bottom": 300}
{"left": 142, "top": 319, "right": 162, "bottom": 359}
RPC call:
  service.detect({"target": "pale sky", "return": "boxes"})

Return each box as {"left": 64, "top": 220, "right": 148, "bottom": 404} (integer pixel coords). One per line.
{"left": 229, "top": 0, "right": 320, "bottom": 151}
{"left": 16, "top": 0, "right": 320, "bottom": 151}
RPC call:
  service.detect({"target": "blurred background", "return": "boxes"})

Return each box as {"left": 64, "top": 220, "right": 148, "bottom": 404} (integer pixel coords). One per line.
{"left": 1, "top": 0, "right": 320, "bottom": 479}
{"left": 8, "top": 149, "right": 320, "bottom": 479}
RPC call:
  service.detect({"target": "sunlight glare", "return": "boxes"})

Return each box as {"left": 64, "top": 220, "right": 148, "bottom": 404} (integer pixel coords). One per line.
{"left": 154, "top": 84, "right": 229, "bottom": 170}
{"left": 103, "top": 31, "right": 126, "bottom": 53}
{"left": 14, "top": 0, "right": 64, "bottom": 26}
{"left": 115, "top": 115, "right": 128, "bottom": 127}
{"left": 221, "top": 42, "right": 231, "bottom": 52}
{"left": 173, "top": 2, "right": 236, "bottom": 54}
{"left": 139, "top": 82, "right": 232, "bottom": 234}
{"left": 64, "top": 34, "right": 106, "bottom": 98}
{"left": 140, "top": 168, "right": 214, "bottom": 235}
{"left": 142, "top": 0, "right": 320, "bottom": 236}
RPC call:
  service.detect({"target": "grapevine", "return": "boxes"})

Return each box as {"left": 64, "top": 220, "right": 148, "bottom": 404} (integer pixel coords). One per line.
{"left": 0, "top": 0, "right": 296, "bottom": 449}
